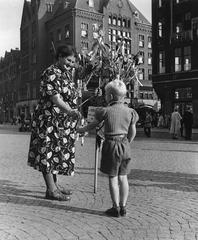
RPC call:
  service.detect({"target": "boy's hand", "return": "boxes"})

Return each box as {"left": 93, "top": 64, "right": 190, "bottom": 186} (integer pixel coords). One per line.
{"left": 76, "top": 126, "right": 85, "bottom": 134}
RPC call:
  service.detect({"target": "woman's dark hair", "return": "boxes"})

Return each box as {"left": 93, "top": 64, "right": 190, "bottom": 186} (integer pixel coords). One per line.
{"left": 55, "top": 45, "right": 76, "bottom": 60}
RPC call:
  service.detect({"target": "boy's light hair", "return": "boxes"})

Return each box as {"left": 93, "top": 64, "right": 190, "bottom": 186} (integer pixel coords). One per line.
{"left": 105, "top": 79, "right": 127, "bottom": 98}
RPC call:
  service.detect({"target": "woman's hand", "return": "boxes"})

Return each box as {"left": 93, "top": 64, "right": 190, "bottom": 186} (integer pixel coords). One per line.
{"left": 69, "top": 109, "right": 81, "bottom": 119}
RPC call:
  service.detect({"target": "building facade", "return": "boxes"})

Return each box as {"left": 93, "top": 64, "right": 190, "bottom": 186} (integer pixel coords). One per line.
{"left": 0, "top": 49, "right": 21, "bottom": 123}
{"left": 0, "top": 0, "right": 155, "bottom": 122}
{"left": 152, "top": 0, "right": 198, "bottom": 126}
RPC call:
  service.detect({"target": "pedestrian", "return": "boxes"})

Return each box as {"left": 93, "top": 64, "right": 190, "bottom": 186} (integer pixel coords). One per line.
{"left": 183, "top": 107, "right": 193, "bottom": 140}
{"left": 169, "top": 106, "right": 182, "bottom": 139}
{"left": 28, "top": 45, "right": 81, "bottom": 201}
{"left": 144, "top": 111, "right": 152, "bottom": 137}
{"left": 157, "top": 113, "right": 164, "bottom": 128}
{"left": 77, "top": 79, "right": 139, "bottom": 217}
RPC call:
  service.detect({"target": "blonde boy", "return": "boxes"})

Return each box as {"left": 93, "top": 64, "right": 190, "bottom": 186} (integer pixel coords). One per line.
{"left": 77, "top": 79, "right": 139, "bottom": 217}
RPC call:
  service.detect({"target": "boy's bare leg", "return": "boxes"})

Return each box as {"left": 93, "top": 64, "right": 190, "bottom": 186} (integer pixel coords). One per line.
{"left": 109, "top": 176, "right": 120, "bottom": 207}
{"left": 118, "top": 175, "right": 129, "bottom": 207}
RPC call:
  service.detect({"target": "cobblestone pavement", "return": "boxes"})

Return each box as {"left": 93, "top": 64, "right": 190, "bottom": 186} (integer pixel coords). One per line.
{"left": 0, "top": 130, "right": 198, "bottom": 240}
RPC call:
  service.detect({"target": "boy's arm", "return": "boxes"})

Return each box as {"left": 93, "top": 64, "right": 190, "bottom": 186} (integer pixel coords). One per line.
{"left": 77, "top": 119, "right": 100, "bottom": 133}
{"left": 127, "top": 123, "right": 136, "bottom": 143}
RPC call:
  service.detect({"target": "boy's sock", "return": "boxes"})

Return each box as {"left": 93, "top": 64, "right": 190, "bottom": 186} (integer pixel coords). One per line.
{"left": 120, "top": 205, "right": 127, "bottom": 217}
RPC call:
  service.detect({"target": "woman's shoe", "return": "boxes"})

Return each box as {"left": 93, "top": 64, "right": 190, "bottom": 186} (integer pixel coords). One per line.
{"left": 57, "top": 185, "right": 72, "bottom": 195}
{"left": 45, "top": 189, "right": 71, "bottom": 201}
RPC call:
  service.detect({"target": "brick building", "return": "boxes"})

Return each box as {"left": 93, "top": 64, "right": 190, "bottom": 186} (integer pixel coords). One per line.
{"left": 0, "top": 49, "right": 21, "bottom": 123}
{"left": 152, "top": 0, "right": 198, "bottom": 126}
{"left": 0, "top": 0, "right": 156, "bottom": 122}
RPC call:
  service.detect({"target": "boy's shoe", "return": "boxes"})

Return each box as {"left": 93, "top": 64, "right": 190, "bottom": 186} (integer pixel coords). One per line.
{"left": 120, "top": 206, "right": 127, "bottom": 217}
{"left": 105, "top": 206, "right": 120, "bottom": 217}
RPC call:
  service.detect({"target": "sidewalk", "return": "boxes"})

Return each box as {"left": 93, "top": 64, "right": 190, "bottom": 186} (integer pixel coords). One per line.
{"left": 1, "top": 130, "right": 198, "bottom": 239}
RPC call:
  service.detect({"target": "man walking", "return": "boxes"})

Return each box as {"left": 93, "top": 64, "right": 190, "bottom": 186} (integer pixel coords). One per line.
{"left": 183, "top": 107, "right": 193, "bottom": 140}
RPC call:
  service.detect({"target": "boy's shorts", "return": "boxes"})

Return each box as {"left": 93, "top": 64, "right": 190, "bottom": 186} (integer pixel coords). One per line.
{"left": 100, "top": 135, "right": 131, "bottom": 177}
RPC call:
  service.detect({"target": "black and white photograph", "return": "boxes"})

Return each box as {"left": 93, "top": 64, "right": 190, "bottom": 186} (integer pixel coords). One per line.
{"left": 0, "top": 0, "right": 198, "bottom": 239}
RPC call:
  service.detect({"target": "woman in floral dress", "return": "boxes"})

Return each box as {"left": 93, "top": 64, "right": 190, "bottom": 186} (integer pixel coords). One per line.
{"left": 28, "top": 45, "right": 81, "bottom": 201}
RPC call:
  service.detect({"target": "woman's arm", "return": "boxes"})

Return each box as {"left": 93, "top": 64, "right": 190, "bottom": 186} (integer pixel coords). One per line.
{"left": 50, "top": 94, "right": 79, "bottom": 117}
{"left": 77, "top": 119, "right": 100, "bottom": 133}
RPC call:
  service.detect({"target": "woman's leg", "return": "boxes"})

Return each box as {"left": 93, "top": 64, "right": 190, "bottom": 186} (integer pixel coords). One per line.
{"left": 109, "top": 176, "right": 120, "bottom": 207}
{"left": 118, "top": 175, "right": 129, "bottom": 207}
{"left": 42, "top": 172, "right": 57, "bottom": 193}
{"left": 53, "top": 174, "right": 72, "bottom": 195}
{"left": 42, "top": 172, "right": 71, "bottom": 201}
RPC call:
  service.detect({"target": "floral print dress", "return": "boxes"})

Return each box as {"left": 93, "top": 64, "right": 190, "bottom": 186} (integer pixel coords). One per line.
{"left": 28, "top": 64, "right": 79, "bottom": 176}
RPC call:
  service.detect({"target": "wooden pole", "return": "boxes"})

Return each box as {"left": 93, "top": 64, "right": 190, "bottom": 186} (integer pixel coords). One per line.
{"left": 94, "top": 133, "right": 99, "bottom": 193}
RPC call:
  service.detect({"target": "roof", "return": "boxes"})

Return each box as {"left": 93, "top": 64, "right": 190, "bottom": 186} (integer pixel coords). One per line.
{"left": 128, "top": 0, "right": 151, "bottom": 25}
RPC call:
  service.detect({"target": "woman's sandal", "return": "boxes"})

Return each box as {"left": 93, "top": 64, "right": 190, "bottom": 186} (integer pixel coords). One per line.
{"left": 45, "top": 189, "right": 71, "bottom": 201}
{"left": 57, "top": 185, "right": 72, "bottom": 195}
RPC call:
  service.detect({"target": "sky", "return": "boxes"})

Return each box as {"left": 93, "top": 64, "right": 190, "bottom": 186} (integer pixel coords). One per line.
{"left": 0, "top": 0, "right": 151, "bottom": 58}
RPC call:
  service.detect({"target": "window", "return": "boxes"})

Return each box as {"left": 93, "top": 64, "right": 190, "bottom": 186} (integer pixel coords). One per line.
{"left": 57, "top": 29, "right": 62, "bottom": 41}
{"left": 139, "top": 35, "right": 144, "bottom": 47}
{"left": 184, "top": 46, "right": 191, "bottom": 71}
{"left": 81, "top": 41, "right": 88, "bottom": 50}
{"left": 148, "top": 69, "right": 152, "bottom": 81}
{"left": 33, "top": 87, "right": 37, "bottom": 99}
{"left": 65, "top": 25, "right": 70, "bottom": 39}
{"left": 139, "top": 51, "right": 144, "bottom": 64}
{"left": 148, "top": 52, "right": 152, "bottom": 65}
{"left": 118, "top": 18, "right": 121, "bottom": 26}
{"left": 32, "top": 53, "right": 37, "bottom": 64}
{"left": 123, "top": 19, "right": 127, "bottom": 27}
{"left": 148, "top": 36, "right": 152, "bottom": 48}
{"left": 145, "top": 93, "right": 149, "bottom": 99}
{"left": 108, "top": 16, "right": 112, "bottom": 25}
{"left": 174, "top": 48, "right": 181, "bottom": 72}
{"left": 192, "top": 18, "right": 198, "bottom": 40}
{"left": 33, "top": 70, "right": 36, "bottom": 81}
{"left": 174, "top": 88, "right": 192, "bottom": 99}
{"left": 128, "top": 19, "right": 131, "bottom": 28}
{"left": 175, "top": 23, "right": 183, "bottom": 39}
{"left": 113, "top": 16, "right": 117, "bottom": 25}
{"left": 185, "top": 12, "right": 191, "bottom": 21}
{"left": 46, "top": 3, "right": 53, "bottom": 12}
{"left": 159, "top": 51, "right": 165, "bottom": 73}
{"left": 159, "top": 0, "right": 162, "bottom": 7}
{"left": 81, "top": 23, "right": 88, "bottom": 38}
{"left": 158, "top": 22, "right": 163, "bottom": 37}
{"left": 32, "top": 38, "right": 36, "bottom": 49}
{"left": 139, "top": 69, "right": 144, "bottom": 80}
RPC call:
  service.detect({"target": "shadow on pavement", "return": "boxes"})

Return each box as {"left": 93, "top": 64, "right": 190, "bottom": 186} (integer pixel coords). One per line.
{"left": 128, "top": 169, "right": 198, "bottom": 192}
{"left": 0, "top": 179, "right": 105, "bottom": 216}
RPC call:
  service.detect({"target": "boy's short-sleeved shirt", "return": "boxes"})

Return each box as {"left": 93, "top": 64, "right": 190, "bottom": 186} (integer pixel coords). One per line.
{"left": 95, "top": 101, "right": 139, "bottom": 136}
